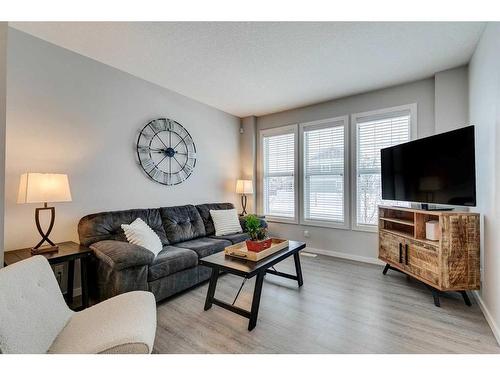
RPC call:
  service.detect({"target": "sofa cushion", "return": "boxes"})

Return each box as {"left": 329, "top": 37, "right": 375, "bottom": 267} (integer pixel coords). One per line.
{"left": 148, "top": 246, "right": 198, "bottom": 281}
{"left": 159, "top": 205, "right": 206, "bottom": 244}
{"left": 195, "top": 203, "right": 235, "bottom": 236}
{"left": 78, "top": 208, "right": 168, "bottom": 247}
{"left": 209, "top": 232, "right": 250, "bottom": 244}
{"left": 175, "top": 237, "right": 231, "bottom": 258}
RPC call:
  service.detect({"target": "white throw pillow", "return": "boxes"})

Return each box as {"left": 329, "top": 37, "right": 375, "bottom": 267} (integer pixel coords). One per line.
{"left": 121, "top": 218, "right": 163, "bottom": 257}
{"left": 210, "top": 208, "right": 243, "bottom": 236}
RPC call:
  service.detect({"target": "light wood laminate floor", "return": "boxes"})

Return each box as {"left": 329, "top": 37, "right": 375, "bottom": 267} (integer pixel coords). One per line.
{"left": 154, "top": 253, "right": 499, "bottom": 353}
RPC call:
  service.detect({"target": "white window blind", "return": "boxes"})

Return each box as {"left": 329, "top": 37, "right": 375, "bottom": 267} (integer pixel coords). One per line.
{"left": 263, "top": 131, "right": 296, "bottom": 218}
{"left": 356, "top": 111, "right": 411, "bottom": 226}
{"left": 303, "top": 122, "right": 345, "bottom": 223}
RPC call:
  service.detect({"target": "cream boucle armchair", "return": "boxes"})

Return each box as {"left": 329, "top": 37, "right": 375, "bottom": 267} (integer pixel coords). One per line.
{"left": 0, "top": 255, "right": 157, "bottom": 354}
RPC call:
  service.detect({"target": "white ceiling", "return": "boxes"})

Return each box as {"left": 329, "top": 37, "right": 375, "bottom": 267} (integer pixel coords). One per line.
{"left": 10, "top": 22, "right": 485, "bottom": 117}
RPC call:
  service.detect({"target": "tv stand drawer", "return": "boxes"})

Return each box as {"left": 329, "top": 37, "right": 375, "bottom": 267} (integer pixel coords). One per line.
{"left": 405, "top": 241, "right": 439, "bottom": 285}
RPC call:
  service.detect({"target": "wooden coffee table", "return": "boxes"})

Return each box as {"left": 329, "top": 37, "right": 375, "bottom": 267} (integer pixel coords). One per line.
{"left": 199, "top": 240, "right": 306, "bottom": 330}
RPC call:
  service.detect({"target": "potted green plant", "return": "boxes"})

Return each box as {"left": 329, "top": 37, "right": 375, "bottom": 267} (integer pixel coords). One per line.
{"left": 245, "top": 214, "right": 272, "bottom": 252}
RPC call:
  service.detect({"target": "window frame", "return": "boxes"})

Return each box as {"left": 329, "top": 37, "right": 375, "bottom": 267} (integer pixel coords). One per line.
{"left": 299, "top": 116, "right": 350, "bottom": 229}
{"left": 259, "top": 124, "right": 299, "bottom": 224}
{"left": 350, "top": 103, "right": 418, "bottom": 233}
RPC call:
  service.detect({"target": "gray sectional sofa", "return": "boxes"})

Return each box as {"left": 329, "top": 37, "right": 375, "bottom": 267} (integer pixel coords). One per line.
{"left": 78, "top": 203, "right": 265, "bottom": 302}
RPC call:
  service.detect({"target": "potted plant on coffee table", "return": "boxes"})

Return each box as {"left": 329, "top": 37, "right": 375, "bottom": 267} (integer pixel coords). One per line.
{"left": 245, "top": 214, "right": 272, "bottom": 252}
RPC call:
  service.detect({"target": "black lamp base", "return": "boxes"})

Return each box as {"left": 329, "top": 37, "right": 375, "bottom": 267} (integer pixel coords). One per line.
{"left": 32, "top": 202, "right": 58, "bottom": 253}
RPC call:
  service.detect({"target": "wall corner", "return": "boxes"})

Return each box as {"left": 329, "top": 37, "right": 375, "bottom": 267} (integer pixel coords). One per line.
{"left": 239, "top": 116, "right": 257, "bottom": 214}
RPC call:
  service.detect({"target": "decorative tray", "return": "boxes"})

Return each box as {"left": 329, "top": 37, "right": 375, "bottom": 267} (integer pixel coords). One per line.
{"left": 224, "top": 238, "right": 289, "bottom": 262}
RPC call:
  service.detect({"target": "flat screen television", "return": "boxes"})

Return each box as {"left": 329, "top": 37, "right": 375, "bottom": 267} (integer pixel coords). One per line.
{"left": 381, "top": 125, "right": 476, "bottom": 206}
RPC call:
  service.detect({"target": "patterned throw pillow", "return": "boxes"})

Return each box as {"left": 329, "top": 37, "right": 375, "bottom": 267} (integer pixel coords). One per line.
{"left": 121, "top": 218, "right": 163, "bottom": 257}
{"left": 210, "top": 208, "right": 243, "bottom": 236}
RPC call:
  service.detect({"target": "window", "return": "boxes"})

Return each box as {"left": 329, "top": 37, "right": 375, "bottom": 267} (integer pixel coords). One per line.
{"left": 261, "top": 125, "right": 298, "bottom": 222}
{"left": 258, "top": 104, "right": 417, "bottom": 231}
{"left": 301, "top": 116, "right": 348, "bottom": 227}
{"left": 352, "top": 104, "right": 416, "bottom": 230}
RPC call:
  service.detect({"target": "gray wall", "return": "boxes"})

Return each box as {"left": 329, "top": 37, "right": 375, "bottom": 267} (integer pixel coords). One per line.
{"left": 254, "top": 78, "right": 436, "bottom": 261}
{"left": 4, "top": 29, "right": 241, "bottom": 251}
{"left": 0, "top": 24, "right": 7, "bottom": 267}
{"left": 435, "top": 66, "right": 469, "bottom": 134}
{"left": 469, "top": 22, "right": 500, "bottom": 344}
{"left": 256, "top": 78, "right": 437, "bottom": 137}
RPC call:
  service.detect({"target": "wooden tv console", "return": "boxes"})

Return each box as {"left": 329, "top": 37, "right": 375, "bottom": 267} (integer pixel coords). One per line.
{"left": 378, "top": 205, "right": 480, "bottom": 307}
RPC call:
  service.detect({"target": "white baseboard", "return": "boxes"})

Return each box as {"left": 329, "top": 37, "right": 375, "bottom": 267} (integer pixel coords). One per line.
{"left": 472, "top": 291, "right": 500, "bottom": 346}
{"left": 305, "top": 247, "right": 384, "bottom": 266}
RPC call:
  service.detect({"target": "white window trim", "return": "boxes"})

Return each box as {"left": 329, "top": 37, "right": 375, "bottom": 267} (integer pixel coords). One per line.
{"left": 299, "top": 116, "right": 350, "bottom": 229}
{"left": 350, "top": 103, "right": 417, "bottom": 233}
{"left": 259, "top": 124, "right": 299, "bottom": 224}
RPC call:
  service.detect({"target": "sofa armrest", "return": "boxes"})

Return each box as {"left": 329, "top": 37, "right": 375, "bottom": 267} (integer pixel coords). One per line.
{"left": 90, "top": 240, "right": 155, "bottom": 271}
{"left": 239, "top": 216, "right": 268, "bottom": 232}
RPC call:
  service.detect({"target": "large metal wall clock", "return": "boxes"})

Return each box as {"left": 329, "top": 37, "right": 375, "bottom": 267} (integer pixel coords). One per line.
{"left": 136, "top": 118, "right": 197, "bottom": 185}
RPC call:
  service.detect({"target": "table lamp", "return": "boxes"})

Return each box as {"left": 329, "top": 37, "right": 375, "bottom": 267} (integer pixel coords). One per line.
{"left": 17, "top": 173, "right": 72, "bottom": 254}
{"left": 236, "top": 179, "right": 253, "bottom": 216}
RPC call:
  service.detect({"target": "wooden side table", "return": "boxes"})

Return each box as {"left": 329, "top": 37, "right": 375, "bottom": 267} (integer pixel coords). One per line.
{"left": 3, "top": 241, "right": 93, "bottom": 311}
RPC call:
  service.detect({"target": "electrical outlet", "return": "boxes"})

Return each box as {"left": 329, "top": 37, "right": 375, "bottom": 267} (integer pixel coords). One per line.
{"left": 54, "top": 264, "right": 64, "bottom": 286}
{"left": 303, "top": 230, "right": 310, "bottom": 238}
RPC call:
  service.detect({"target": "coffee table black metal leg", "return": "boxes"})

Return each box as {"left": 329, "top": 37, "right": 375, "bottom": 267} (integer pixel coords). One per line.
{"left": 293, "top": 252, "right": 304, "bottom": 287}
{"left": 204, "top": 267, "right": 219, "bottom": 311}
{"left": 248, "top": 271, "right": 266, "bottom": 331}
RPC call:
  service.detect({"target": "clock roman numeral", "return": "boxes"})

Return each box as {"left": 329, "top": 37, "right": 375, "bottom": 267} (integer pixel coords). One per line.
{"left": 151, "top": 168, "right": 162, "bottom": 181}
{"left": 165, "top": 119, "right": 173, "bottom": 131}
{"left": 168, "top": 173, "right": 178, "bottom": 185}
{"left": 149, "top": 119, "right": 166, "bottom": 132}
{"left": 141, "top": 158, "right": 156, "bottom": 172}
{"left": 162, "top": 171, "right": 170, "bottom": 184}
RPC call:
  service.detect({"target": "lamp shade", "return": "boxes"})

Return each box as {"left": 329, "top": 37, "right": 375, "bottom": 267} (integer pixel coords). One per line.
{"left": 17, "top": 173, "right": 72, "bottom": 204}
{"left": 236, "top": 179, "right": 254, "bottom": 194}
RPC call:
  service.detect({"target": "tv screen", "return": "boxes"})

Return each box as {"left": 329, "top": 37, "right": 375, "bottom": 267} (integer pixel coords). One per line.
{"left": 381, "top": 125, "right": 476, "bottom": 206}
